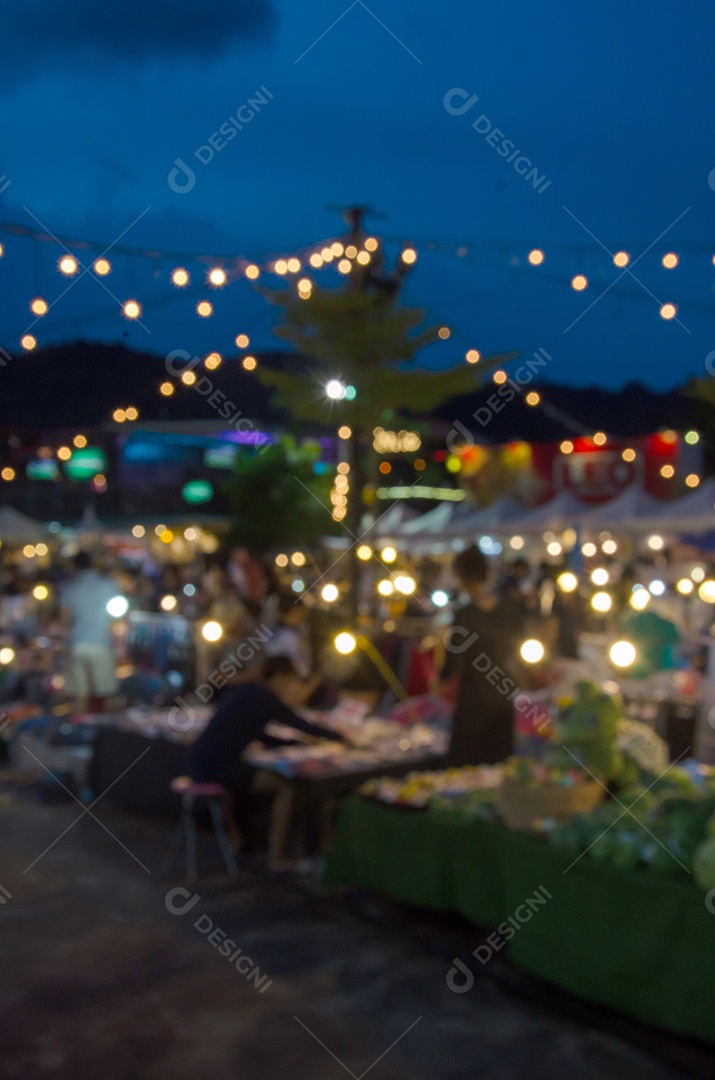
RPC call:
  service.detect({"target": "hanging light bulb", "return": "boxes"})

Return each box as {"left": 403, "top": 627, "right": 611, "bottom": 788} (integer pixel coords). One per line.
{"left": 58, "top": 255, "right": 78, "bottom": 275}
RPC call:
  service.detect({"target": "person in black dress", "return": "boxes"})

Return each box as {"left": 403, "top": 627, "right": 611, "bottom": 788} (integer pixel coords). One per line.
{"left": 440, "top": 546, "right": 525, "bottom": 766}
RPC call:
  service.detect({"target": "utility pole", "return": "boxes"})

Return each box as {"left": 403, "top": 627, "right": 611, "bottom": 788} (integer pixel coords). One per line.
{"left": 336, "top": 205, "right": 414, "bottom": 624}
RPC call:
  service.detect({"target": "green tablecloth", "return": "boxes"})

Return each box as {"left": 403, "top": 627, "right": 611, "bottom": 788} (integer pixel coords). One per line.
{"left": 326, "top": 797, "right": 715, "bottom": 1046}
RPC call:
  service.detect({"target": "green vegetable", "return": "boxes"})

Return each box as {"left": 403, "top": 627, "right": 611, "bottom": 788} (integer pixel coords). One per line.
{"left": 693, "top": 838, "right": 715, "bottom": 891}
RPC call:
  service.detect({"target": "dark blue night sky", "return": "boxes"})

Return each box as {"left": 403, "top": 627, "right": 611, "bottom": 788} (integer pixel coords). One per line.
{"left": 1, "top": 0, "right": 714, "bottom": 389}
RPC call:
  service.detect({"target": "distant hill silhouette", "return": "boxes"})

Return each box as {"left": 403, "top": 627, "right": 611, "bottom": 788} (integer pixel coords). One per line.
{"left": 0, "top": 341, "right": 291, "bottom": 431}
{"left": 0, "top": 340, "right": 698, "bottom": 442}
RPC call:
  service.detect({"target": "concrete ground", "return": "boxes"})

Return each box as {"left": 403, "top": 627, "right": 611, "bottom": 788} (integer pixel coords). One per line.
{"left": 0, "top": 773, "right": 712, "bottom": 1080}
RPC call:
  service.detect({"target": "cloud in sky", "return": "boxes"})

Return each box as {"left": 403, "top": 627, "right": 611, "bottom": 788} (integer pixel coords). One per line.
{"left": 1, "top": 0, "right": 275, "bottom": 80}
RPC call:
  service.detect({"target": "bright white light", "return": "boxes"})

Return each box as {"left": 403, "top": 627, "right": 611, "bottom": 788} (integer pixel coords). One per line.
{"left": 509, "top": 535, "right": 525, "bottom": 550}
{"left": 692, "top": 566, "right": 706, "bottom": 583}
{"left": 321, "top": 584, "right": 339, "bottom": 603}
{"left": 557, "top": 572, "right": 578, "bottom": 593}
{"left": 394, "top": 575, "right": 416, "bottom": 595}
{"left": 699, "top": 580, "right": 715, "bottom": 604}
{"left": 478, "top": 536, "right": 502, "bottom": 555}
{"left": 647, "top": 535, "right": 665, "bottom": 552}
{"left": 431, "top": 590, "right": 449, "bottom": 607}
{"left": 602, "top": 540, "right": 618, "bottom": 555}
{"left": 377, "top": 579, "right": 394, "bottom": 596}
{"left": 202, "top": 620, "right": 223, "bottom": 642}
{"left": 546, "top": 541, "right": 562, "bottom": 557}
{"left": 160, "top": 594, "right": 178, "bottom": 612}
{"left": 591, "top": 568, "right": 609, "bottom": 586}
{"left": 335, "top": 632, "right": 357, "bottom": 655}
{"left": 326, "top": 379, "right": 346, "bottom": 400}
{"left": 630, "top": 589, "right": 650, "bottom": 611}
{"left": 648, "top": 579, "right": 666, "bottom": 596}
{"left": 291, "top": 579, "right": 305, "bottom": 593}
{"left": 676, "top": 578, "right": 694, "bottom": 596}
{"left": 380, "top": 546, "right": 397, "bottom": 564}
{"left": 582, "top": 542, "right": 597, "bottom": 557}
{"left": 107, "top": 595, "right": 129, "bottom": 618}
{"left": 610, "top": 641, "right": 636, "bottom": 668}
{"left": 0, "top": 647, "right": 15, "bottom": 665}
{"left": 591, "top": 591, "right": 612, "bottom": 613}
{"left": 520, "top": 639, "right": 545, "bottom": 664}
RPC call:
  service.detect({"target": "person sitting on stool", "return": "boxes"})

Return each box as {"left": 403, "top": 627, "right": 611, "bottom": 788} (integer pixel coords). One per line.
{"left": 185, "top": 655, "right": 339, "bottom": 871}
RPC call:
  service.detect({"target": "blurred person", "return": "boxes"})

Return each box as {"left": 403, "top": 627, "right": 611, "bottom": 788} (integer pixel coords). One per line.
{"left": 60, "top": 551, "right": 120, "bottom": 712}
{"left": 186, "top": 656, "right": 340, "bottom": 870}
{"left": 619, "top": 598, "right": 681, "bottom": 678}
{"left": 264, "top": 592, "right": 312, "bottom": 679}
{"left": 439, "top": 545, "right": 526, "bottom": 765}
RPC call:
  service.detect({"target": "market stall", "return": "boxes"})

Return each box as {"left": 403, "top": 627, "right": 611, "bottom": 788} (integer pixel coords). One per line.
{"left": 325, "top": 682, "right": 715, "bottom": 1045}
{"left": 326, "top": 796, "right": 715, "bottom": 1045}
{"left": 87, "top": 702, "right": 448, "bottom": 817}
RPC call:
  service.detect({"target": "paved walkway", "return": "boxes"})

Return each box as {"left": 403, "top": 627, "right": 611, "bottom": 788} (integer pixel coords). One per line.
{"left": 0, "top": 781, "right": 710, "bottom": 1080}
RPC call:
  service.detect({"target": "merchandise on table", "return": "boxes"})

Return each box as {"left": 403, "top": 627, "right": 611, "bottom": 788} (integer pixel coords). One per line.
{"left": 549, "top": 762, "right": 715, "bottom": 878}
{"left": 243, "top": 709, "right": 447, "bottom": 780}
{"left": 498, "top": 756, "right": 605, "bottom": 830}
{"left": 360, "top": 764, "right": 503, "bottom": 810}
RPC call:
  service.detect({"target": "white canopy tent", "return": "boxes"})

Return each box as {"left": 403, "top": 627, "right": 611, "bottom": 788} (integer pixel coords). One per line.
{"left": 368, "top": 502, "right": 419, "bottom": 538}
{"left": 628, "top": 478, "right": 715, "bottom": 535}
{"left": 397, "top": 500, "right": 470, "bottom": 537}
{"left": 442, "top": 495, "right": 524, "bottom": 539}
{"left": 0, "top": 507, "right": 49, "bottom": 544}
{"left": 504, "top": 491, "right": 589, "bottom": 534}
{"left": 578, "top": 484, "right": 662, "bottom": 532}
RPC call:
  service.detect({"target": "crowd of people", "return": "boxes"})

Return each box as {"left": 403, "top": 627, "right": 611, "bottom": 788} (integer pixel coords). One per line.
{"left": 0, "top": 533, "right": 709, "bottom": 873}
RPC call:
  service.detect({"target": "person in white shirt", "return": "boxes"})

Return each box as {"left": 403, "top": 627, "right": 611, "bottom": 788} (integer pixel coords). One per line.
{"left": 60, "top": 552, "right": 120, "bottom": 711}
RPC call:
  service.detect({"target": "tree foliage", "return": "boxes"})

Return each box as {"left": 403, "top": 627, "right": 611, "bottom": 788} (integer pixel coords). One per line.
{"left": 223, "top": 440, "right": 336, "bottom": 554}
{"left": 256, "top": 284, "right": 517, "bottom": 429}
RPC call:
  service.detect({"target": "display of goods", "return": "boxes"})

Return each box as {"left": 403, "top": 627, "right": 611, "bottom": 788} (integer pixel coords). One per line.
{"left": 694, "top": 836, "right": 715, "bottom": 891}
{"left": 616, "top": 718, "right": 669, "bottom": 776}
{"left": 550, "top": 772, "right": 715, "bottom": 877}
{"left": 498, "top": 776, "right": 604, "bottom": 831}
{"left": 546, "top": 680, "right": 624, "bottom": 782}
{"left": 360, "top": 765, "right": 503, "bottom": 810}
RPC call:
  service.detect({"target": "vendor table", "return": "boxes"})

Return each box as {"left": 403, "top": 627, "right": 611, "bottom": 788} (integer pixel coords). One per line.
{"left": 89, "top": 722, "right": 446, "bottom": 819}
{"left": 326, "top": 797, "right": 715, "bottom": 1046}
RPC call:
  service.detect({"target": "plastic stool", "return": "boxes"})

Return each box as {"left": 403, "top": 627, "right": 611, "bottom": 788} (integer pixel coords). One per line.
{"left": 166, "top": 776, "right": 239, "bottom": 884}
